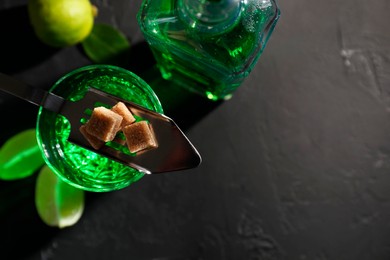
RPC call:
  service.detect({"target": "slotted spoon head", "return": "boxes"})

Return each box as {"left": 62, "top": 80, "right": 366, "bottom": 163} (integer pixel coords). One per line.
{"left": 58, "top": 87, "right": 202, "bottom": 174}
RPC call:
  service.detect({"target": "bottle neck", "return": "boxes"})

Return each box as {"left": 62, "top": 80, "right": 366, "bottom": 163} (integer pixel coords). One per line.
{"left": 178, "top": 0, "right": 242, "bottom": 34}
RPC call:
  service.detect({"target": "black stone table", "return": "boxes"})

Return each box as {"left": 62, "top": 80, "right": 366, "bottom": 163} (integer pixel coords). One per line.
{"left": 1, "top": 0, "right": 390, "bottom": 259}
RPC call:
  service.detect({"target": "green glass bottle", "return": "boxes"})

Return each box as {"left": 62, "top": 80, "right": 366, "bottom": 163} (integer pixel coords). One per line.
{"left": 137, "top": 0, "right": 280, "bottom": 100}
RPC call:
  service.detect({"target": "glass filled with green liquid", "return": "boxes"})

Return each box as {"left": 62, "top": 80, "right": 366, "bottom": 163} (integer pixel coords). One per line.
{"left": 36, "top": 65, "right": 163, "bottom": 192}
{"left": 137, "top": 0, "right": 280, "bottom": 100}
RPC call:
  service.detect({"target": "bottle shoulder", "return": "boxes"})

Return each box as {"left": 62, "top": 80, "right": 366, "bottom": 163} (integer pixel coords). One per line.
{"left": 138, "top": 0, "right": 280, "bottom": 72}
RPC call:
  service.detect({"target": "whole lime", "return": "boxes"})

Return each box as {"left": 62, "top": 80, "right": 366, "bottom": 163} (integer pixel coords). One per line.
{"left": 28, "top": 0, "right": 95, "bottom": 47}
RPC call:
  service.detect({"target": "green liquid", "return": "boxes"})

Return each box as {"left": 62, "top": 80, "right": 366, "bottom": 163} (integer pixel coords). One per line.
{"left": 36, "top": 65, "right": 163, "bottom": 192}
{"left": 138, "top": 0, "right": 280, "bottom": 100}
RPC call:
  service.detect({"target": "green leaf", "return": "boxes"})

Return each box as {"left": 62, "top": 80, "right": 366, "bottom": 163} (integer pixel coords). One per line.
{"left": 35, "top": 165, "right": 85, "bottom": 228}
{"left": 81, "top": 23, "right": 131, "bottom": 65}
{"left": 0, "top": 129, "right": 45, "bottom": 180}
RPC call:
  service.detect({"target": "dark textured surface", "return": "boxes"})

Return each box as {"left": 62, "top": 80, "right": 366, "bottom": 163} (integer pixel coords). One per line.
{"left": 1, "top": 0, "right": 390, "bottom": 259}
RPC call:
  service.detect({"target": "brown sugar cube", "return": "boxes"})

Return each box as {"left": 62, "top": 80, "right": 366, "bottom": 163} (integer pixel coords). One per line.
{"left": 122, "top": 121, "right": 158, "bottom": 153}
{"left": 85, "top": 106, "right": 123, "bottom": 142}
{"left": 79, "top": 125, "right": 105, "bottom": 150}
{"left": 111, "top": 102, "right": 136, "bottom": 128}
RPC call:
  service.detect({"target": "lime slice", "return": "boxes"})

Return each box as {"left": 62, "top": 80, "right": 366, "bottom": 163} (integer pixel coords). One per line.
{"left": 0, "top": 129, "right": 45, "bottom": 180}
{"left": 35, "top": 165, "right": 85, "bottom": 228}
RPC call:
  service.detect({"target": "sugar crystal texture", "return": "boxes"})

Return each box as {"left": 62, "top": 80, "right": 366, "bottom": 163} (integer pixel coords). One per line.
{"left": 85, "top": 106, "right": 123, "bottom": 142}
{"left": 123, "top": 121, "right": 157, "bottom": 153}
{"left": 111, "top": 101, "right": 136, "bottom": 128}
{"left": 79, "top": 125, "right": 105, "bottom": 150}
